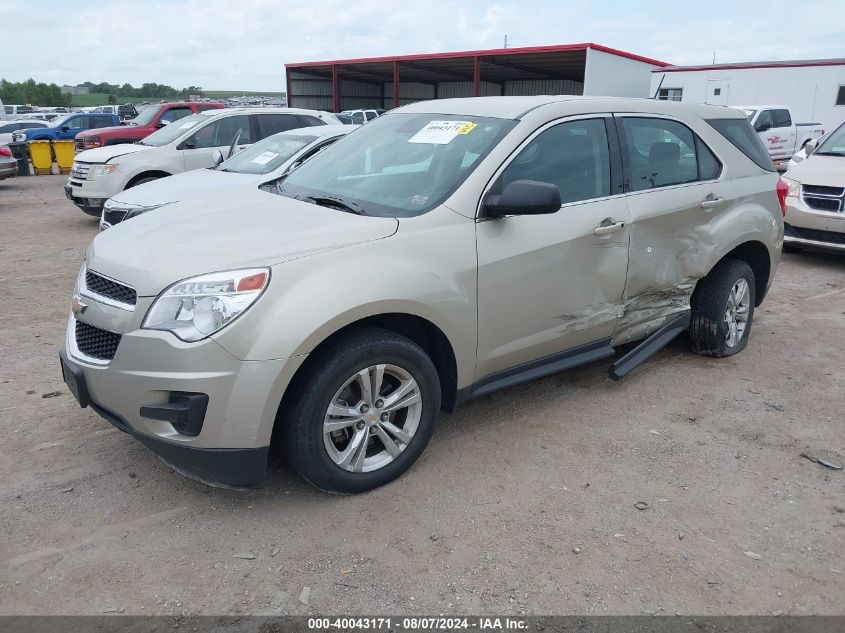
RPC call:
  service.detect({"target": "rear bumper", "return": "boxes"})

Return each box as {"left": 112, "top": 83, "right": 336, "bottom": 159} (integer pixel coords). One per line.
{"left": 0, "top": 162, "right": 17, "bottom": 180}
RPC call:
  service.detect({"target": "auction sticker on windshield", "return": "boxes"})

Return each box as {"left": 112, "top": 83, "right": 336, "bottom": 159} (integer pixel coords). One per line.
{"left": 251, "top": 151, "right": 279, "bottom": 165}
{"left": 409, "top": 121, "right": 477, "bottom": 144}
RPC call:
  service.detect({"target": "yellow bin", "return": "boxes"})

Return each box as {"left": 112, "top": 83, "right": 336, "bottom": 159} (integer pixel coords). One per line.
{"left": 53, "top": 140, "right": 75, "bottom": 174}
{"left": 28, "top": 140, "right": 53, "bottom": 175}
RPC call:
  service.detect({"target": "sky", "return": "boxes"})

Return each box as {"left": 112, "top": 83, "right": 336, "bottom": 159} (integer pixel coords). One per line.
{"left": 2, "top": 0, "right": 844, "bottom": 92}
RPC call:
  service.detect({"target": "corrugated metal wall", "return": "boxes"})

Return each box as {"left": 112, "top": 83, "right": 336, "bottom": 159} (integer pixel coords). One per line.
{"left": 289, "top": 72, "right": 584, "bottom": 111}
{"left": 288, "top": 71, "right": 333, "bottom": 111}
{"left": 503, "top": 79, "right": 583, "bottom": 96}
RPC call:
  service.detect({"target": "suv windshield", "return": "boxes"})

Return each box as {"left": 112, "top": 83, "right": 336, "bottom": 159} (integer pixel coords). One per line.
{"left": 219, "top": 132, "right": 323, "bottom": 175}
{"left": 139, "top": 113, "right": 209, "bottom": 146}
{"left": 277, "top": 114, "right": 515, "bottom": 217}
{"left": 130, "top": 106, "right": 160, "bottom": 126}
{"left": 815, "top": 123, "right": 845, "bottom": 156}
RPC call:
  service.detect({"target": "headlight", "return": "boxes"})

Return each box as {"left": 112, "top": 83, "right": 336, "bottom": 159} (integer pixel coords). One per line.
{"left": 781, "top": 177, "right": 800, "bottom": 198}
{"left": 142, "top": 268, "right": 270, "bottom": 342}
{"left": 89, "top": 163, "right": 118, "bottom": 178}
{"left": 85, "top": 136, "right": 102, "bottom": 148}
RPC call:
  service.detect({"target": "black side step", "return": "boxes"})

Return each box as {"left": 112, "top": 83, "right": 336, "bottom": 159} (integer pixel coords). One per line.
{"left": 609, "top": 310, "right": 691, "bottom": 381}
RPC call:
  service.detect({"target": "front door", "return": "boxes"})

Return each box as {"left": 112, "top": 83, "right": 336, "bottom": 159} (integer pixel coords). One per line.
{"left": 181, "top": 114, "right": 252, "bottom": 171}
{"left": 475, "top": 116, "right": 630, "bottom": 381}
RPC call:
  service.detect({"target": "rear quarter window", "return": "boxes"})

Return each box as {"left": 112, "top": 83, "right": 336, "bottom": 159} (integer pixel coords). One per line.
{"left": 706, "top": 118, "right": 775, "bottom": 172}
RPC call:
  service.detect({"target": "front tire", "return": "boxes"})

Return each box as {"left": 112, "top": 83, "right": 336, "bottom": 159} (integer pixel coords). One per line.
{"left": 689, "top": 258, "right": 756, "bottom": 358}
{"left": 280, "top": 328, "right": 441, "bottom": 494}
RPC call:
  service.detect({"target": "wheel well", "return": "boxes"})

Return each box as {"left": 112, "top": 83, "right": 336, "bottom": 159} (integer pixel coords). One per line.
{"left": 126, "top": 171, "right": 170, "bottom": 188}
{"left": 720, "top": 241, "right": 771, "bottom": 306}
{"left": 275, "top": 314, "right": 459, "bottom": 436}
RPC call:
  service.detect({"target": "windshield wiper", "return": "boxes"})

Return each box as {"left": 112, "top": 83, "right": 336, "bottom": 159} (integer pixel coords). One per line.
{"left": 813, "top": 151, "right": 845, "bottom": 157}
{"left": 306, "top": 195, "right": 367, "bottom": 215}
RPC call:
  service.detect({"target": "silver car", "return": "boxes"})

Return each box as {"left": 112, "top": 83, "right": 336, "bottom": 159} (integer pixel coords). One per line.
{"left": 61, "top": 96, "right": 783, "bottom": 493}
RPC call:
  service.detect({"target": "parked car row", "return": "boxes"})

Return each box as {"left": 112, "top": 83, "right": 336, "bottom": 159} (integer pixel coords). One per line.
{"left": 60, "top": 96, "right": 789, "bottom": 495}
{"left": 66, "top": 107, "right": 341, "bottom": 215}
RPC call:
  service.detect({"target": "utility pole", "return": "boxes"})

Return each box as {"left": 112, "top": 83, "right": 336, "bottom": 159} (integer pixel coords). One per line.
{"left": 712, "top": 52, "right": 716, "bottom": 64}
{"left": 504, "top": 34, "right": 508, "bottom": 49}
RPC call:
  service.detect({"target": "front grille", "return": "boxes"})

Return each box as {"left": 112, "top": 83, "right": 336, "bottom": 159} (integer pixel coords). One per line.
{"left": 85, "top": 270, "right": 137, "bottom": 306}
{"left": 785, "top": 223, "right": 845, "bottom": 245}
{"left": 75, "top": 320, "right": 122, "bottom": 360}
{"left": 102, "top": 208, "right": 129, "bottom": 226}
{"left": 70, "top": 163, "right": 90, "bottom": 180}
{"left": 74, "top": 138, "right": 84, "bottom": 152}
{"left": 803, "top": 184, "right": 844, "bottom": 196}
{"left": 802, "top": 184, "right": 844, "bottom": 213}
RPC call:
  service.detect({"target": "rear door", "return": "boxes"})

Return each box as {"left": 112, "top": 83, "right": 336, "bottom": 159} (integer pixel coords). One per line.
{"left": 614, "top": 115, "right": 725, "bottom": 340}
{"left": 705, "top": 79, "right": 730, "bottom": 105}
{"left": 475, "top": 115, "right": 630, "bottom": 380}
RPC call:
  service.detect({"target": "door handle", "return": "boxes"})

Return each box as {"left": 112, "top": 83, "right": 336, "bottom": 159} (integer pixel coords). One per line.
{"left": 700, "top": 194, "right": 725, "bottom": 209}
{"left": 593, "top": 220, "right": 625, "bottom": 236}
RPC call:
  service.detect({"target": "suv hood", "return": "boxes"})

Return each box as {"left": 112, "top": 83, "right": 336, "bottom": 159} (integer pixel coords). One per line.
{"left": 87, "top": 188, "right": 398, "bottom": 296}
{"left": 82, "top": 124, "right": 140, "bottom": 137}
{"left": 109, "top": 168, "right": 258, "bottom": 208}
{"left": 75, "top": 143, "right": 154, "bottom": 164}
{"left": 787, "top": 155, "right": 845, "bottom": 186}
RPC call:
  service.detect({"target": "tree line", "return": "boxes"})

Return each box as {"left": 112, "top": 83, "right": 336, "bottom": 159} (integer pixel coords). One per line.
{"left": 0, "top": 78, "right": 205, "bottom": 106}
{"left": 0, "top": 79, "right": 71, "bottom": 107}
{"left": 80, "top": 81, "right": 204, "bottom": 99}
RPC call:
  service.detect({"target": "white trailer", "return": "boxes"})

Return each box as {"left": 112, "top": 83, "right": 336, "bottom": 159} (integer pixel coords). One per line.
{"left": 649, "top": 58, "right": 845, "bottom": 132}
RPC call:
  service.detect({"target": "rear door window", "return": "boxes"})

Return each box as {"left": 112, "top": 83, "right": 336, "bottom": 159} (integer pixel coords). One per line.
{"left": 93, "top": 116, "right": 114, "bottom": 128}
{"left": 773, "top": 109, "right": 792, "bottom": 128}
{"left": 620, "top": 117, "right": 707, "bottom": 191}
{"left": 298, "top": 115, "right": 328, "bottom": 127}
{"left": 255, "top": 114, "right": 303, "bottom": 138}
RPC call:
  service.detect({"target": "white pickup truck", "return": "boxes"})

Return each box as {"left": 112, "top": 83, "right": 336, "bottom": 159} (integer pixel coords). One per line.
{"left": 735, "top": 105, "right": 824, "bottom": 167}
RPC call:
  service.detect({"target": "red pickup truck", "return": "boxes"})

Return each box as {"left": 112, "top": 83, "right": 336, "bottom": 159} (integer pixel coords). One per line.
{"left": 74, "top": 101, "right": 224, "bottom": 151}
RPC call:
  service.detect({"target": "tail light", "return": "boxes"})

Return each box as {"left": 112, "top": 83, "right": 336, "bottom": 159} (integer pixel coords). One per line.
{"left": 776, "top": 178, "right": 789, "bottom": 217}
{"left": 0, "top": 147, "right": 12, "bottom": 158}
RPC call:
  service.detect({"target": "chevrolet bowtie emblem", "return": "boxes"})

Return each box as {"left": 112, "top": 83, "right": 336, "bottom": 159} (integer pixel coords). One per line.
{"left": 71, "top": 294, "right": 88, "bottom": 315}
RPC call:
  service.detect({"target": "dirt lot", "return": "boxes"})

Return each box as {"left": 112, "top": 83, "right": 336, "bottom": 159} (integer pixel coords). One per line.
{"left": 1, "top": 175, "right": 843, "bottom": 616}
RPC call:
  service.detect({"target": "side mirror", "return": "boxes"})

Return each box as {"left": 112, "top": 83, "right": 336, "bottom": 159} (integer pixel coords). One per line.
{"left": 483, "top": 180, "right": 561, "bottom": 218}
{"left": 212, "top": 149, "right": 224, "bottom": 166}
{"left": 755, "top": 121, "right": 771, "bottom": 133}
{"left": 157, "top": 119, "right": 170, "bottom": 128}
{"left": 179, "top": 139, "right": 197, "bottom": 150}
{"left": 804, "top": 138, "right": 818, "bottom": 156}
{"left": 60, "top": 125, "right": 69, "bottom": 132}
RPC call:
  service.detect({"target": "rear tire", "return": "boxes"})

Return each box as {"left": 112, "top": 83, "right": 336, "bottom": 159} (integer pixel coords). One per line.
{"left": 689, "top": 258, "right": 756, "bottom": 358}
{"left": 280, "top": 328, "right": 441, "bottom": 494}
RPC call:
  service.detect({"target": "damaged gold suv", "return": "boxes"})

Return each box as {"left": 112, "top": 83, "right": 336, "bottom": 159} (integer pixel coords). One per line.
{"left": 61, "top": 97, "right": 784, "bottom": 493}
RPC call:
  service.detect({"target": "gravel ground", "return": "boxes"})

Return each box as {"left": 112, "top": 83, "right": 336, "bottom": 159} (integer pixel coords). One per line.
{"left": 1, "top": 175, "right": 843, "bottom": 616}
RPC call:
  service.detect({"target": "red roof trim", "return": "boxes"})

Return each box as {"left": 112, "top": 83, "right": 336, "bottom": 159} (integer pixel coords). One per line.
{"left": 656, "top": 60, "right": 845, "bottom": 72}
{"left": 286, "top": 43, "right": 669, "bottom": 69}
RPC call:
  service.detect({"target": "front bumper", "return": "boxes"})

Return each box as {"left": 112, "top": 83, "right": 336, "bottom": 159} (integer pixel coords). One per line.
{"left": 65, "top": 184, "right": 106, "bottom": 215}
{"left": 784, "top": 195, "right": 845, "bottom": 252}
{"left": 63, "top": 309, "right": 305, "bottom": 488}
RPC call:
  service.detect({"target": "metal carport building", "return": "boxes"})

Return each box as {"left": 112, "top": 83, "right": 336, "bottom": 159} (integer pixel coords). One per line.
{"left": 285, "top": 43, "right": 669, "bottom": 112}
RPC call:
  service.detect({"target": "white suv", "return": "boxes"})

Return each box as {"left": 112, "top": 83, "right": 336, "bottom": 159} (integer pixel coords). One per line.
{"left": 66, "top": 107, "right": 339, "bottom": 216}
